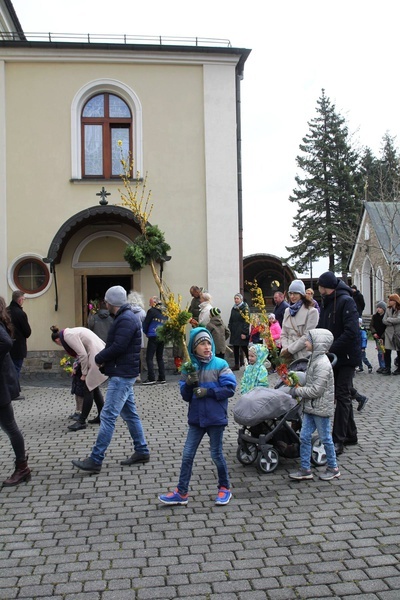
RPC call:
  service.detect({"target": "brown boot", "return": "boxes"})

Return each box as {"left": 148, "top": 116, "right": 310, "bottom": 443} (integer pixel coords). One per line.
{"left": 2, "top": 457, "right": 31, "bottom": 487}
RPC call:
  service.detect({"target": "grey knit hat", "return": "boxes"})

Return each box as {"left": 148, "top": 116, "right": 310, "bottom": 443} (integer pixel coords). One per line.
{"left": 376, "top": 301, "right": 387, "bottom": 311}
{"left": 288, "top": 280, "right": 306, "bottom": 295}
{"left": 104, "top": 285, "right": 127, "bottom": 307}
{"left": 193, "top": 330, "right": 212, "bottom": 349}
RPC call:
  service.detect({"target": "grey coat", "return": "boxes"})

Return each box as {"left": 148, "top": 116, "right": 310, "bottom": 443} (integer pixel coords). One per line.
{"left": 206, "top": 316, "right": 230, "bottom": 355}
{"left": 383, "top": 307, "right": 400, "bottom": 351}
{"left": 294, "top": 328, "right": 335, "bottom": 418}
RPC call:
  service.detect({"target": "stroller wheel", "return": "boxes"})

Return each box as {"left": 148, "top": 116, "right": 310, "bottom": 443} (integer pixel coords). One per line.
{"left": 256, "top": 447, "right": 279, "bottom": 474}
{"left": 236, "top": 443, "right": 258, "bottom": 465}
{"left": 311, "top": 436, "right": 327, "bottom": 466}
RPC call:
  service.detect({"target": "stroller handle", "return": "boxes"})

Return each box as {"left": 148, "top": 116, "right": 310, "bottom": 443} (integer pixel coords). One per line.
{"left": 327, "top": 352, "right": 337, "bottom": 367}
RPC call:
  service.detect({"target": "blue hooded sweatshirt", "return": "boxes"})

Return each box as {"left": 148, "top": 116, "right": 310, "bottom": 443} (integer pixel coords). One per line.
{"left": 180, "top": 327, "right": 237, "bottom": 427}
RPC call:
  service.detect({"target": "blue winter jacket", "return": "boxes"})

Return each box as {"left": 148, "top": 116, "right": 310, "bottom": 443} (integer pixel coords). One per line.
{"left": 360, "top": 327, "right": 368, "bottom": 350}
{"left": 143, "top": 304, "right": 167, "bottom": 338}
{"left": 95, "top": 304, "right": 141, "bottom": 378}
{"left": 180, "top": 327, "right": 237, "bottom": 427}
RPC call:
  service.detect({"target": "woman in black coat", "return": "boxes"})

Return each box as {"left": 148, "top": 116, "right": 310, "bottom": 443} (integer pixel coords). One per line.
{"left": 0, "top": 296, "right": 31, "bottom": 487}
{"left": 228, "top": 293, "right": 250, "bottom": 370}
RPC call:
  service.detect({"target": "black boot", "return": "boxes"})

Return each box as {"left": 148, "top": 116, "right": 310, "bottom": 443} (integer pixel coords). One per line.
{"left": 3, "top": 457, "right": 31, "bottom": 487}
{"left": 68, "top": 419, "right": 87, "bottom": 431}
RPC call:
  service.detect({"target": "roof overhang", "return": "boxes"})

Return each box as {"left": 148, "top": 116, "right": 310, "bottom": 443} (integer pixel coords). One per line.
{"left": 45, "top": 205, "right": 141, "bottom": 265}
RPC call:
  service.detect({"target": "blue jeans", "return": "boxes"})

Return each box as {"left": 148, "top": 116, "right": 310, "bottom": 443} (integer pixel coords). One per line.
{"left": 300, "top": 413, "right": 337, "bottom": 470}
{"left": 177, "top": 424, "right": 229, "bottom": 495}
{"left": 359, "top": 349, "right": 372, "bottom": 369}
{"left": 90, "top": 377, "right": 149, "bottom": 464}
{"left": 375, "top": 340, "right": 385, "bottom": 369}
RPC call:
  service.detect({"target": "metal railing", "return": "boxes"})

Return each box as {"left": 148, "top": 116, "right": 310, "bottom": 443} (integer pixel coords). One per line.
{"left": 1, "top": 31, "right": 232, "bottom": 47}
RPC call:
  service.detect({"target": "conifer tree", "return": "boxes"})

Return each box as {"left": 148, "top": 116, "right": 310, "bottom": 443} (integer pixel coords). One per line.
{"left": 361, "top": 133, "right": 400, "bottom": 203}
{"left": 286, "top": 90, "right": 362, "bottom": 276}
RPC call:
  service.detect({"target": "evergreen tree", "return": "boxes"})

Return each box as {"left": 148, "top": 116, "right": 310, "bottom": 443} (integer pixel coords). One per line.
{"left": 286, "top": 90, "right": 362, "bottom": 276}
{"left": 377, "top": 132, "right": 400, "bottom": 201}
{"left": 360, "top": 146, "right": 380, "bottom": 202}
{"left": 361, "top": 133, "right": 400, "bottom": 203}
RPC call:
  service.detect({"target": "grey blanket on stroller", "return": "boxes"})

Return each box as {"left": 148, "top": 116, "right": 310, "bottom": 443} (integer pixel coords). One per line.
{"left": 233, "top": 387, "right": 297, "bottom": 426}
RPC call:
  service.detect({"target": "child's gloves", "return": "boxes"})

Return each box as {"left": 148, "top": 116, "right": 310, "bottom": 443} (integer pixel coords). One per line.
{"left": 288, "top": 388, "right": 298, "bottom": 398}
{"left": 186, "top": 373, "right": 199, "bottom": 386}
{"left": 193, "top": 387, "right": 207, "bottom": 398}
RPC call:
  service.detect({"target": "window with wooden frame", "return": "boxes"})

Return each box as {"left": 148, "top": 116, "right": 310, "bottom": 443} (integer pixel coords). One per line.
{"left": 81, "top": 93, "right": 132, "bottom": 178}
{"left": 13, "top": 258, "right": 50, "bottom": 294}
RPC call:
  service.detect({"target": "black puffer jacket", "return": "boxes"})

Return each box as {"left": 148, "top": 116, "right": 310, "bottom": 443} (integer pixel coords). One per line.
{"left": 0, "top": 323, "right": 20, "bottom": 406}
{"left": 95, "top": 304, "right": 141, "bottom": 378}
{"left": 318, "top": 280, "right": 361, "bottom": 367}
{"left": 7, "top": 300, "right": 31, "bottom": 359}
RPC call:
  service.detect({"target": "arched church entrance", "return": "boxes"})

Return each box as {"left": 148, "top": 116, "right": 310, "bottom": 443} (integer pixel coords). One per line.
{"left": 44, "top": 205, "right": 142, "bottom": 324}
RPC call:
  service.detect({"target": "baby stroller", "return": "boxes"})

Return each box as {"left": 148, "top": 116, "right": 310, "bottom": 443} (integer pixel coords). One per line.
{"left": 234, "top": 357, "right": 333, "bottom": 474}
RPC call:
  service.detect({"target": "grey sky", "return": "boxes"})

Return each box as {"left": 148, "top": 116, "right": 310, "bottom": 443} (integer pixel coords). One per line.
{"left": 11, "top": 0, "right": 400, "bottom": 276}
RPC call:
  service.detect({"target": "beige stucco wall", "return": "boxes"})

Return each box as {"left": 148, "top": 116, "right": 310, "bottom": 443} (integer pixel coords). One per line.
{"left": 1, "top": 47, "right": 243, "bottom": 356}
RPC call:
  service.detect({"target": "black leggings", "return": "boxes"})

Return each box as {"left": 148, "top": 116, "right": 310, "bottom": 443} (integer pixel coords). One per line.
{"left": 0, "top": 402, "right": 26, "bottom": 462}
{"left": 80, "top": 386, "right": 104, "bottom": 422}
{"left": 233, "top": 345, "right": 249, "bottom": 366}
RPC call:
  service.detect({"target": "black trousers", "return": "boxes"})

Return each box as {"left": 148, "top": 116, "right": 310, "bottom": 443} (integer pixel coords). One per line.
{"left": 233, "top": 345, "right": 249, "bottom": 366}
{"left": 332, "top": 365, "right": 357, "bottom": 444}
{"left": 384, "top": 349, "right": 400, "bottom": 370}
{"left": 146, "top": 337, "right": 165, "bottom": 381}
{"left": 0, "top": 402, "right": 26, "bottom": 462}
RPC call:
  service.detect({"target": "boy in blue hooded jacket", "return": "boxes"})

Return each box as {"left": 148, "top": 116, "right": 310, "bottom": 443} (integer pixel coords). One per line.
{"left": 159, "top": 327, "right": 236, "bottom": 505}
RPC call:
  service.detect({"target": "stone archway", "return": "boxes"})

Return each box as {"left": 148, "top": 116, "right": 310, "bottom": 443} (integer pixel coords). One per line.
{"left": 243, "top": 253, "right": 296, "bottom": 311}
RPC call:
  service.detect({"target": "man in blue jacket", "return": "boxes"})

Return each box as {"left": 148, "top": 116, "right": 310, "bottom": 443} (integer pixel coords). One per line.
{"left": 72, "top": 286, "right": 150, "bottom": 473}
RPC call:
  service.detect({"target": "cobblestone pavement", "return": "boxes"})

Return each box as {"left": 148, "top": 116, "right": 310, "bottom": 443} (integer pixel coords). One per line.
{"left": 1, "top": 342, "right": 400, "bottom": 600}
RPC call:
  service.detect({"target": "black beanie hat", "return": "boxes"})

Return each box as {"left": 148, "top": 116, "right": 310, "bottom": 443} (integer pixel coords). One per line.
{"left": 318, "top": 271, "right": 339, "bottom": 289}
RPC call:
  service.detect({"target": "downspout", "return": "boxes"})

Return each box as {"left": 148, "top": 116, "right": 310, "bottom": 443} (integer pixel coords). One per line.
{"left": 236, "top": 65, "right": 244, "bottom": 294}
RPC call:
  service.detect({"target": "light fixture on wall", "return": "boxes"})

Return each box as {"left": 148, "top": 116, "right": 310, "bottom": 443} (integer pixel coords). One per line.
{"left": 159, "top": 255, "right": 171, "bottom": 284}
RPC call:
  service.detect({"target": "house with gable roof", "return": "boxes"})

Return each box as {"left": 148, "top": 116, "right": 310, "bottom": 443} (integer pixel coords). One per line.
{"left": 348, "top": 201, "right": 400, "bottom": 315}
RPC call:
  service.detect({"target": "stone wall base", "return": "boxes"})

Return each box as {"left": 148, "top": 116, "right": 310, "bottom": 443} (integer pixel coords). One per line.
{"left": 22, "top": 347, "right": 179, "bottom": 377}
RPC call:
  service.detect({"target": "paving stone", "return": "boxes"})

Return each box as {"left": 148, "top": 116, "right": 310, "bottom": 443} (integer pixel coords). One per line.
{"left": 0, "top": 360, "right": 397, "bottom": 599}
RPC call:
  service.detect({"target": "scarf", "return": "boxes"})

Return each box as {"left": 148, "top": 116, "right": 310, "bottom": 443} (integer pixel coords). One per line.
{"left": 233, "top": 301, "right": 245, "bottom": 310}
{"left": 59, "top": 330, "right": 78, "bottom": 358}
{"left": 289, "top": 299, "right": 303, "bottom": 317}
{"left": 197, "top": 353, "right": 213, "bottom": 364}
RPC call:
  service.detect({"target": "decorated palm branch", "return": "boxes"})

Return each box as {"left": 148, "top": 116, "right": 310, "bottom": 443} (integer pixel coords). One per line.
{"left": 246, "top": 279, "right": 299, "bottom": 387}
{"left": 118, "top": 145, "right": 191, "bottom": 362}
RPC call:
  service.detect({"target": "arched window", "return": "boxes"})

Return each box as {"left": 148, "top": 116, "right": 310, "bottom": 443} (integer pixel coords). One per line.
{"left": 353, "top": 269, "right": 361, "bottom": 289}
{"left": 376, "top": 267, "right": 385, "bottom": 302}
{"left": 81, "top": 93, "right": 132, "bottom": 178}
{"left": 71, "top": 79, "right": 143, "bottom": 180}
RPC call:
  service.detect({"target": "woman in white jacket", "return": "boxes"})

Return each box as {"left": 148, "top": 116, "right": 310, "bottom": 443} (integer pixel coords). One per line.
{"left": 198, "top": 291, "right": 213, "bottom": 326}
{"left": 280, "top": 280, "right": 319, "bottom": 361}
{"left": 51, "top": 326, "right": 108, "bottom": 431}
